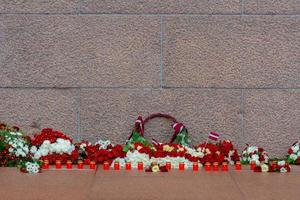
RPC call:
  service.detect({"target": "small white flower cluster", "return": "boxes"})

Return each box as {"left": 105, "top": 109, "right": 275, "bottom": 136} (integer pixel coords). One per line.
{"left": 288, "top": 142, "right": 300, "bottom": 162}
{"left": 30, "top": 138, "right": 75, "bottom": 159}
{"left": 186, "top": 146, "right": 204, "bottom": 158}
{"left": 278, "top": 160, "right": 288, "bottom": 173}
{"left": 95, "top": 139, "right": 113, "bottom": 149}
{"left": 5, "top": 132, "right": 29, "bottom": 158}
{"left": 224, "top": 150, "right": 237, "bottom": 165}
{"left": 111, "top": 150, "right": 196, "bottom": 169}
{"left": 25, "top": 161, "right": 40, "bottom": 173}
{"left": 241, "top": 146, "right": 269, "bottom": 166}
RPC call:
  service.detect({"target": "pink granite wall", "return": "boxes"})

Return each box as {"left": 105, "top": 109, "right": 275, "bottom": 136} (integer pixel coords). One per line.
{"left": 0, "top": 0, "right": 299, "bottom": 157}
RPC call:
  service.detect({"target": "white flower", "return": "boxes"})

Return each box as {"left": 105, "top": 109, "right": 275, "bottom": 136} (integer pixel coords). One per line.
{"left": 280, "top": 168, "right": 287, "bottom": 173}
{"left": 278, "top": 160, "right": 286, "bottom": 166}
{"left": 290, "top": 154, "right": 298, "bottom": 161}
{"left": 297, "top": 152, "right": 300, "bottom": 157}
{"left": 30, "top": 146, "right": 37, "bottom": 154}
{"left": 292, "top": 145, "right": 299, "bottom": 153}
{"left": 261, "top": 164, "right": 269, "bottom": 172}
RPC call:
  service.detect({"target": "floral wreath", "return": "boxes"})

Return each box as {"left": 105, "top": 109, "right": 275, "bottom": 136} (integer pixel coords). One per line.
{"left": 124, "top": 113, "right": 190, "bottom": 152}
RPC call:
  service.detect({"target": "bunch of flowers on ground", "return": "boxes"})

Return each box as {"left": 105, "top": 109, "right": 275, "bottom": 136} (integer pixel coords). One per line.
{"left": 77, "top": 139, "right": 125, "bottom": 164}
{"left": 287, "top": 141, "right": 300, "bottom": 164}
{"left": 196, "top": 140, "right": 239, "bottom": 165}
{"left": 30, "top": 128, "right": 78, "bottom": 164}
{"left": 0, "top": 123, "right": 41, "bottom": 173}
{"left": 254, "top": 160, "right": 291, "bottom": 173}
{"left": 241, "top": 145, "right": 269, "bottom": 166}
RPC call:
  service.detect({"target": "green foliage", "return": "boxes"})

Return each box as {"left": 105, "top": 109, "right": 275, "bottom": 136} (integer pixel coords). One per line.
{"left": 173, "top": 128, "right": 190, "bottom": 147}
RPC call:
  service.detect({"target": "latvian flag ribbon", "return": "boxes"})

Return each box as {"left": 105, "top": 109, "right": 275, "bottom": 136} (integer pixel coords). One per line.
{"left": 208, "top": 132, "right": 220, "bottom": 141}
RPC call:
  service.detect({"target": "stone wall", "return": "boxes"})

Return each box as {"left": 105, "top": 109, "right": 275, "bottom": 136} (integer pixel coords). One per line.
{"left": 0, "top": 0, "right": 299, "bottom": 156}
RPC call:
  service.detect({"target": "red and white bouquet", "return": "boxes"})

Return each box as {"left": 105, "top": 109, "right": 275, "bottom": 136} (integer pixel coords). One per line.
{"left": 77, "top": 139, "right": 125, "bottom": 165}
{"left": 30, "top": 128, "right": 78, "bottom": 164}
{"left": 196, "top": 140, "right": 239, "bottom": 165}
{"left": 287, "top": 141, "right": 300, "bottom": 164}
{"left": 241, "top": 145, "right": 269, "bottom": 166}
{"left": 0, "top": 123, "right": 41, "bottom": 173}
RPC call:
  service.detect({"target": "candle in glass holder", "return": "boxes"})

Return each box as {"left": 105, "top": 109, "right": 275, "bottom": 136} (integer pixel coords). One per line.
{"left": 137, "top": 162, "right": 143, "bottom": 170}
{"left": 213, "top": 162, "right": 219, "bottom": 171}
{"left": 42, "top": 160, "right": 49, "bottom": 169}
{"left": 114, "top": 161, "right": 120, "bottom": 170}
{"left": 204, "top": 162, "right": 211, "bottom": 171}
{"left": 125, "top": 162, "right": 131, "bottom": 170}
{"left": 55, "top": 160, "right": 62, "bottom": 169}
{"left": 77, "top": 160, "right": 84, "bottom": 169}
{"left": 250, "top": 161, "right": 256, "bottom": 170}
{"left": 235, "top": 161, "right": 242, "bottom": 170}
{"left": 90, "top": 161, "right": 96, "bottom": 170}
{"left": 166, "top": 162, "right": 171, "bottom": 170}
{"left": 192, "top": 162, "right": 199, "bottom": 171}
{"left": 221, "top": 162, "right": 228, "bottom": 171}
{"left": 66, "top": 160, "right": 72, "bottom": 169}
{"left": 179, "top": 162, "right": 185, "bottom": 171}
{"left": 103, "top": 161, "right": 109, "bottom": 170}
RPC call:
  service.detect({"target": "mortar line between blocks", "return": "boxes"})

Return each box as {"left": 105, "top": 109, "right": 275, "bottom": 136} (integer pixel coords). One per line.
{"left": 229, "top": 172, "right": 249, "bottom": 200}
{"left": 241, "top": 0, "right": 245, "bottom": 15}
{"left": 76, "top": 88, "right": 81, "bottom": 141}
{"left": 241, "top": 89, "right": 245, "bottom": 139}
{"left": 160, "top": 16, "right": 164, "bottom": 89}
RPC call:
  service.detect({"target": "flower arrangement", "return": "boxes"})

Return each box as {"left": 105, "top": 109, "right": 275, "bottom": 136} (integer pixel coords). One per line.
{"left": 30, "top": 128, "right": 78, "bottom": 164}
{"left": 196, "top": 140, "right": 239, "bottom": 165}
{"left": 253, "top": 160, "right": 291, "bottom": 173}
{"left": 241, "top": 145, "right": 269, "bottom": 166}
{"left": 287, "top": 141, "right": 300, "bottom": 164}
{"left": 77, "top": 139, "right": 125, "bottom": 165}
{"left": 0, "top": 123, "right": 41, "bottom": 173}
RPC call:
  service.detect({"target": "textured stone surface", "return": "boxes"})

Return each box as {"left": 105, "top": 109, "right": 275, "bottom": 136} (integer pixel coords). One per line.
{"left": 0, "top": 168, "right": 94, "bottom": 200}
{"left": 80, "top": 88, "right": 242, "bottom": 147}
{"left": 0, "top": 0, "right": 77, "bottom": 14}
{"left": 0, "top": 16, "right": 160, "bottom": 87}
{"left": 241, "top": 16, "right": 300, "bottom": 88}
{"left": 230, "top": 172, "right": 300, "bottom": 200}
{"left": 163, "top": 16, "right": 243, "bottom": 88}
{"left": 0, "top": 89, "right": 78, "bottom": 137}
{"left": 244, "top": 0, "right": 300, "bottom": 14}
{"left": 164, "top": 16, "right": 300, "bottom": 88}
{"left": 80, "top": 0, "right": 241, "bottom": 14}
{"left": 243, "top": 89, "right": 300, "bottom": 157}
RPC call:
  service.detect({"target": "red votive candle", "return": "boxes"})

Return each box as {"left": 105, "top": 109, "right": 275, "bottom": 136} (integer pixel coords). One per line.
{"left": 125, "top": 162, "right": 131, "bottom": 170}
{"left": 213, "top": 162, "right": 219, "bottom": 171}
{"left": 179, "top": 162, "right": 185, "bottom": 171}
{"left": 137, "top": 162, "right": 143, "bottom": 170}
{"left": 235, "top": 161, "right": 242, "bottom": 170}
{"left": 222, "top": 162, "right": 228, "bottom": 171}
{"left": 55, "top": 160, "right": 62, "bottom": 169}
{"left": 250, "top": 161, "right": 256, "bottom": 170}
{"left": 102, "top": 161, "right": 109, "bottom": 170}
{"left": 114, "top": 162, "right": 120, "bottom": 170}
{"left": 77, "top": 160, "right": 84, "bottom": 169}
{"left": 90, "top": 161, "right": 96, "bottom": 170}
{"left": 193, "top": 162, "right": 199, "bottom": 171}
{"left": 66, "top": 160, "right": 72, "bottom": 169}
{"left": 204, "top": 162, "right": 211, "bottom": 171}
{"left": 166, "top": 162, "right": 171, "bottom": 170}
{"left": 42, "top": 160, "right": 49, "bottom": 169}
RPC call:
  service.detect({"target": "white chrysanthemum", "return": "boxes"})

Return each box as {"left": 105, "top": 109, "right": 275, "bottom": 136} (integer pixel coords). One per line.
{"left": 292, "top": 145, "right": 299, "bottom": 153}
{"left": 278, "top": 160, "right": 286, "bottom": 166}
{"left": 95, "top": 139, "right": 113, "bottom": 149}
{"left": 32, "top": 138, "right": 75, "bottom": 159}
{"left": 280, "top": 168, "right": 287, "bottom": 173}
{"left": 30, "top": 146, "right": 37, "bottom": 154}
{"left": 290, "top": 154, "right": 298, "bottom": 161}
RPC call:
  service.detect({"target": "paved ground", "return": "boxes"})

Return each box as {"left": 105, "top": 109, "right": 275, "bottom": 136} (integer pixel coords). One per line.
{"left": 1, "top": 166, "right": 300, "bottom": 200}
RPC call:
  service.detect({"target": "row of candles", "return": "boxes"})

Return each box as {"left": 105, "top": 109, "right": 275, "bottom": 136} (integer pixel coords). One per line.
{"left": 42, "top": 160, "right": 258, "bottom": 171}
